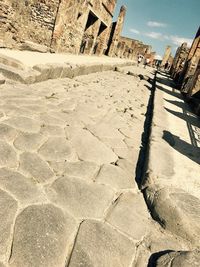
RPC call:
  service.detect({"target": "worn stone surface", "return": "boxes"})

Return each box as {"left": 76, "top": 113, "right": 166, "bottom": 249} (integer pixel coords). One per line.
{"left": 0, "top": 124, "right": 18, "bottom": 142}
{"left": 145, "top": 186, "right": 200, "bottom": 246}
{"left": 13, "top": 133, "right": 46, "bottom": 151}
{"left": 96, "top": 163, "right": 134, "bottom": 189}
{"left": 0, "top": 140, "right": 18, "bottom": 168}
{"left": 107, "top": 192, "right": 152, "bottom": 240}
{"left": 71, "top": 129, "right": 118, "bottom": 165}
{"left": 20, "top": 152, "right": 54, "bottom": 183}
{"left": 48, "top": 176, "right": 114, "bottom": 219}
{"left": 0, "top": 189, "right": 18, "bottom": 258}
{"left": 68, "top": 220, "right": 136, "bottom": 267}
{"left": 38, "top": 137, "right": 77, "bottom": 162}
{"left": 9, "top": 204, "right": 77, "bottom": 267}
{"left": 3, "top": 117, "right": 40, "bottom": 133}
{"left": 155, "top": 250, "right": 200, "bottom": 267}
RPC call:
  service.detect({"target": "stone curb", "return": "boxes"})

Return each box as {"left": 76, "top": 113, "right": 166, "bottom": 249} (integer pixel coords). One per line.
{"left": 141, "top": 74, "right": 200, "bottom": 246}
{"left": 0, "top": 58, "right": 134, "bottom": 84}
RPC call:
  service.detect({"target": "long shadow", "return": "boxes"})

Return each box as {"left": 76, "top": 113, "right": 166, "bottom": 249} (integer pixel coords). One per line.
{"left": 147, "top": 250, "right": 174, "bottom": 267}
{"left": 156, "top": 84, "right": 181, "bottom": 98}
{"left": 164, "top": 107, "right": 200, "bottom": 128}
{"left": 164, "top": 98, "right": 188, "bottom": 110}
{"left": 163, "top": 130, "right": 200, "bottom": 165}
{"left": 156, "top": 76, "right": 176, "bottom": 88}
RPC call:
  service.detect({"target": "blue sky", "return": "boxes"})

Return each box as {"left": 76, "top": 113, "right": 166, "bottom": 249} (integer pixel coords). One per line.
{"left": 113, "top": 0, "right": 200, "bottom": 58}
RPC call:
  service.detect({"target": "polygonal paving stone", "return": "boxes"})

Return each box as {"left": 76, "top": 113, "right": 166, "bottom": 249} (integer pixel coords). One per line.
{"left": 0, "top": 168, "right": 43, "bottom": 203}
{"left": 87, "top": 123, "right": 124, "bottom": 140}
{"left": 49, "top": 161, "right": 100, "bottom": 180}
{"left": 48, "top": 176, "right": 114, "bottom": 219}
{"left": 9, "top": 204, "right": 77, "bottom": 267}
{"left": 155, "top": 250, "right": 200, "bottom": 267}
{"left": 96, "top": 164, "right": 134, "bottom": 190}
{"left": 13, "top": 133, "right": 46, "bottom": 151}
{"left": 70, "top": 129, "right": 118, "bottom": 165}
{"left": 0, "top": 141, "right": 18, "bottom": 168}
{"left": 38, "top": 137, "right": 77, "bottom": 162}
{"left": 37, "top": 114, "right": 65, "bottom": 126}
{"left": 106, "top": 192, "right": 152, "bottom": 240}
{"left": 40, "top": 125, "right": 65, "bottom": 136}
{"left": 0, "top": 189, "right": 18, "bottom": 258}
{"left": 145, "top": 187, "right": 200, "bottom": 246}
{"left": 68, "top": 220, "right": 136, "bottom": 267}
{"left": 20, "top": 152, "right": 54, "bottom": 183}
{"left": 0, "top": 124, "right": 18, "bottom": 142}
{"left": 3, "top": 117, "right": 40, "bottom": 133}
{"left": 0, "top": 263, "right": 6, "bottom": 267}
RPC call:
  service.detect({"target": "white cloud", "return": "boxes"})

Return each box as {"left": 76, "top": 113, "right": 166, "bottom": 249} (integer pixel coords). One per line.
{"left": 170, "top": 36, "right": 193, "bottom": 47}
{"left": 129, "top": 28, "right": 140, "bottom": 34}
{"left": 144, "top": 32, "right": 164, "bottom": 40}
{"left": 147, "top": 21, "right": 167, "bottom": 28}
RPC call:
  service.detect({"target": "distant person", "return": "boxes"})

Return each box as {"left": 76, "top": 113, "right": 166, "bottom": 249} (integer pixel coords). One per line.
{"left": 144, "top": 58, "right": 150, "bottom": 68}
{"left": 164, "top": 61, "right": 169, "bottom": 71}
{"left": 137, "top": 55, "right": 142, "bottom": 66}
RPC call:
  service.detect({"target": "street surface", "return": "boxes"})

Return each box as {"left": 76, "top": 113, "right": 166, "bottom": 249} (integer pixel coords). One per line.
{"left": 0, "top": 64, "right": 196, "bottom": 267}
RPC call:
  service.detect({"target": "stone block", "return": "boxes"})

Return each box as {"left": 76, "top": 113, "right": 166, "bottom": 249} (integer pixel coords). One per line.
{"left": 9, "top": 204, "right": 77, "bottom": 267}
{"left": 0, "top": 140, "right": 18, "bottom": 168}
{"left": 0, "top": 189, "right": 18, "bottom": 258}
{"left": 68, "top": 220, "right": 136, "bottom": 267}
{"left": 155, "top": 250, "right": 200, "bottom": 267}
{"left": 0, "top": 53, "right": 24, "bottom": 70}
{"left": 145, "top": 186, "right": 200, "bottom": 245}
{"left": 48, "top": 175, "right": 114, "bottom": 219}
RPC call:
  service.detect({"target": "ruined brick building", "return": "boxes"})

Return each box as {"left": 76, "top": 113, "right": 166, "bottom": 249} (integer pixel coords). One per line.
{"left": 0, "top": 0, "right": 152, "bottom": 60}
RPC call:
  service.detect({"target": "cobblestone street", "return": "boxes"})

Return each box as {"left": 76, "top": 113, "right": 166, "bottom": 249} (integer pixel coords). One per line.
{"left": 0, "top": 63, "right": 196, "bottom": 267}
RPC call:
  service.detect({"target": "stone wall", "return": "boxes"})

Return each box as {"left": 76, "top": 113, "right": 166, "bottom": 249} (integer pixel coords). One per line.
{"left": 0, "top": 0, "right": 60, "bottom": 47}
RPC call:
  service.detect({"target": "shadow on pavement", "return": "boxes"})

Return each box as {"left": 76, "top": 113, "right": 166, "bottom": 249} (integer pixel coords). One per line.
{"left": 162, "top": 130, "right": 200, "bottom": 165}
{"left": 147, "top": 250, "right": 174, "bottom": 267}
{"left": 164, "top": 107, "right": 200, "bottom": 128}
{"left": 156, "top": 84, "right": 181, "bottom": 98}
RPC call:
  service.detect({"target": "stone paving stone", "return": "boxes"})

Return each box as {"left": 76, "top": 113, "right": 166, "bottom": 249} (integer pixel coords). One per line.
{"left": 0, "top": 189, "right": 18, "bottom": 259}
{"left": 0, "top": 168, "right": 42, "bottom": 203}
{"left": 9, "top": 204, "right": 77, "bottom": 267}
{"left": 20, "top": 152, "right": 54, "bottom": 183}
{"left": 0, "top": 263, "right": 6, "bottom": 267}
{"left": 3, "top": 117, "right": 41, "bottom": 133}
{"left": 107, "top": 192, "right": 152, "bottom": 240}
{"left": 68, "top": 220, "right": 136, "bottom": 267}
{"left": 37, "top": 114, "right": 65, "bottom": 126}
{"left": 40, "top": 124, "right": 65, "bottom": 136}
{"left": 117, "top": 158, "right": 135, "bottom": 177}
{"left": 87, "top": 123, "right": 124, "bottom": 140}
{"left": 145, "top": 186, "right": 200, "bottom": 246}
{"left": 13, "top": 133, "right": 46, "bottom": 151}
{"left": 0, "top": 124, "right": 18, "bottom": 142}
{"left": 155, "top": 250, "right": 200, "bottom": 267}
{"left": 96, "top": 164, "right": 134, "bottom": 190}
{"left": 0, "top": 141, "right": 18, "bottom": 168}
{"left": 70, "top": 129, "right": 118, "bottom": 165}
{"left": 38, "top": 137, "right": 77, "bottom": 162}
{"left": 48, "top": 176, "right": 114, "bottom": 219}
{"left": 49, "top": 161, "right": 100, "bottom": 180}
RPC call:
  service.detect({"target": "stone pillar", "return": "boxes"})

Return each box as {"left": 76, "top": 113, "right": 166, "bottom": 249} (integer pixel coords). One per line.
{"left": 108, "top": 5, "right": 126, "bottom": 57}
{"left": 161, "top": 46, "right": 171, "bottom": 67}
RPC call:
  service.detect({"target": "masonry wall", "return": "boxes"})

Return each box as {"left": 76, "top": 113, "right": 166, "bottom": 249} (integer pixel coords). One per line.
{"left": 0, "top": 0, "right": 60, "bottom": 47}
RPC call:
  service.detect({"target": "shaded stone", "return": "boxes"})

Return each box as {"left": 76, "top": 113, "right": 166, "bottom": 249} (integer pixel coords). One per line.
{"left": 0, "top": 189, "right": 18, "bottom": 258}
{"left": 96, "top": 164, "right": 134, "bottom": 189}
{"left": 20, "top": 152, "right": 54, "bottom": 183}
{"left": 145, "top": 186, "right": 200, "bottom": 245}
{"left": 68, "top": 220, "right": 136, "bottom": 267}
{"left": 49, "top": 161, "right": 100, "bottom": 180}
{"left": 9, "top": 204, "right": 77, "bottom": 267}
{"left": 107, "top": 192, "right": 152, "bottom": 240}
{"left": 14, "top": 133, "right": 46, "bottom": 151}
{"left": 48, "top": 176, "right": 114, "bottom": 219}
{"left": 71, "top": 129, "right": 118, "bottom": 165}
{"left": 155, "top": 250, "right": 200, "bottom": 267}
{"left": 0, "top": 140, "right": 18, "bottom": 168}
{"left": 0, "top": 168, "right": 42, "bottom": 203}
{"left": 3, "top": 117, "right": 40, "bottom": 133}
{"left": 38, "top": 137, "right": 77, "bottom": 162}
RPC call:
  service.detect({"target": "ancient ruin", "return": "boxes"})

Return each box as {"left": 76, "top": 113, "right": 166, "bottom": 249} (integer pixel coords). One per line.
{"left": 0, "top": 0, "right": 152, "bottom": 59}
